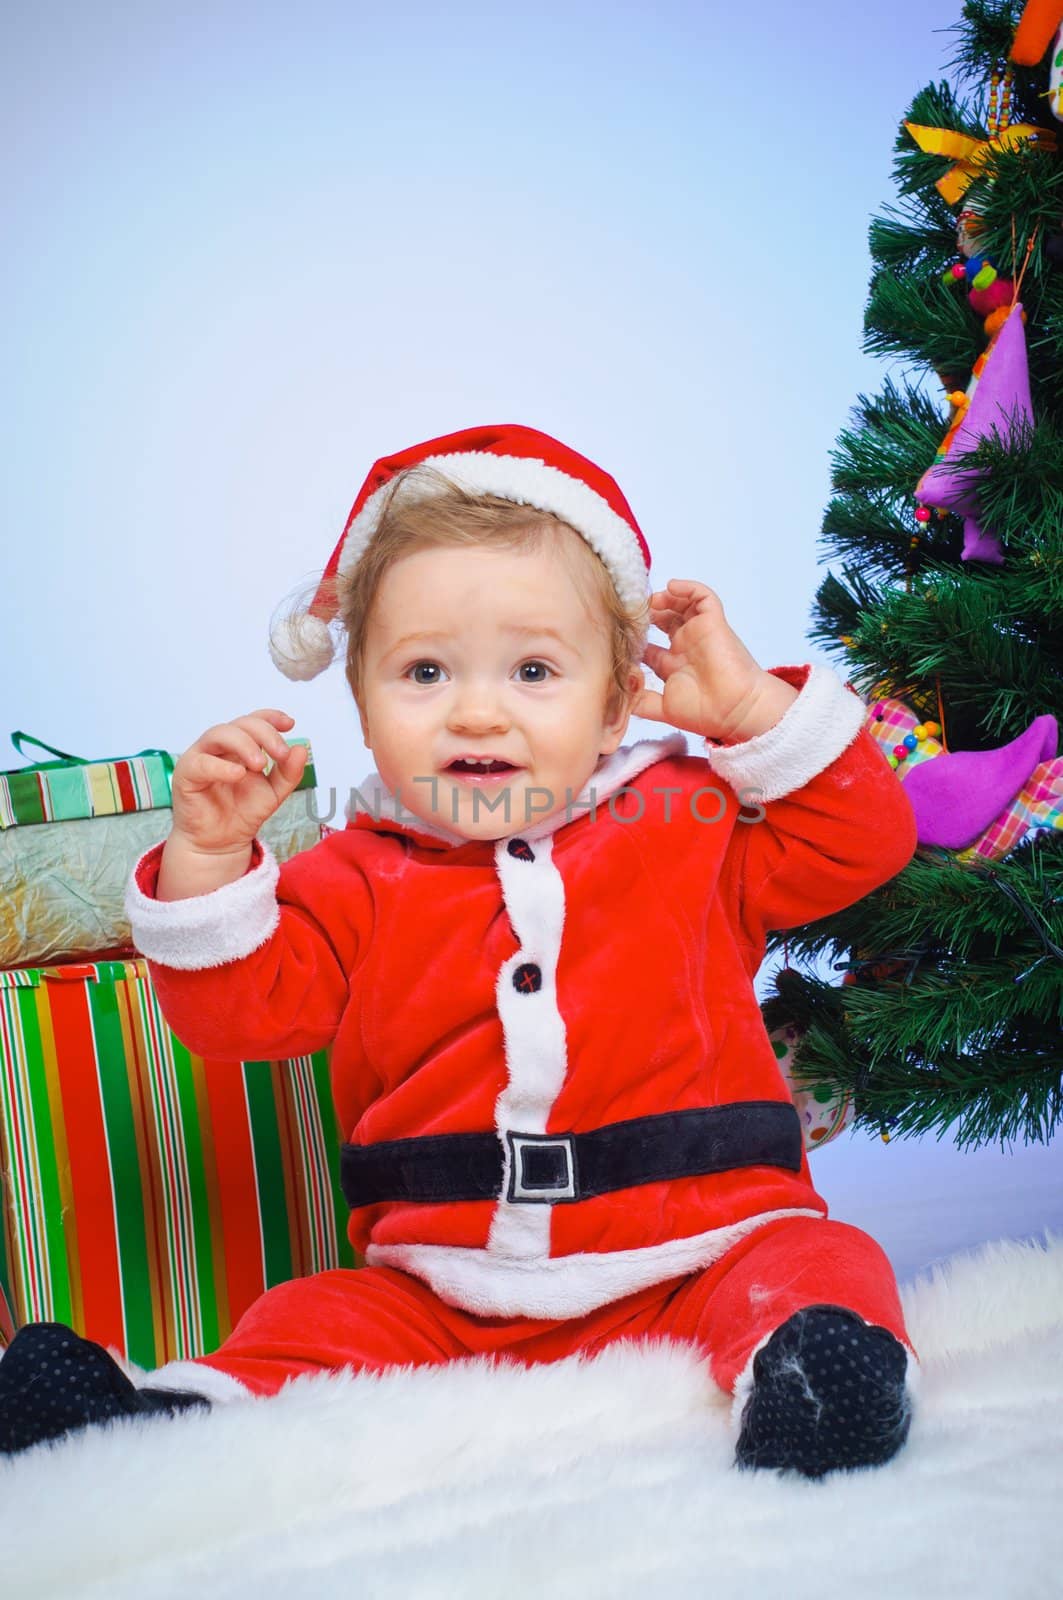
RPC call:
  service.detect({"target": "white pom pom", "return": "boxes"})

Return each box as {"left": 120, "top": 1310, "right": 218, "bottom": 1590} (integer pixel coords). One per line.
{"left": 268, "top": 611, "right": 337, "bottom": 681}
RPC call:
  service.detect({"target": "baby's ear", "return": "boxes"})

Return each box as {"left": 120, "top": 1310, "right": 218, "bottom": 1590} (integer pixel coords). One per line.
{"left": 623, "top": 667, "right": 645, "bottom": 708}
{"left": 603, "top": 670, "right": 642, "bottom": 742}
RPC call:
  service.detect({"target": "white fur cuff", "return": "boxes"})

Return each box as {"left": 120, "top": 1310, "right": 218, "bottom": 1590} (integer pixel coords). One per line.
{"left": 704, "top": 663, "right": 867, "bottom": 804}
{"left": 123, "top": 840, "right": 282, "bottom": 971}
{"left": 137, "top": 1359, "right": 255, "bottom": 1406}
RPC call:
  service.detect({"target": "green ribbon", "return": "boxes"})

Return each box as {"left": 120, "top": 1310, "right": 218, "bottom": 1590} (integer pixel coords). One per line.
{"left": 7, "top": 731, "right": 176, "bottom": 781}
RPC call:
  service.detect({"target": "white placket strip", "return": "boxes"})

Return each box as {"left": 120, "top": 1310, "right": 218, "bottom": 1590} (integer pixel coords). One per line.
{"left": 486, "top": 833, "right": 569, "bottom": 1261}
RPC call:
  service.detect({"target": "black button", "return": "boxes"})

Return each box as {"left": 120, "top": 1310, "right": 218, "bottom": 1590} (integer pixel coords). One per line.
{"left": 512, "top": 963, "right": 542, "bottom": 993}
{"left": 507, "top": 838, "right": 535, "bottom": 861}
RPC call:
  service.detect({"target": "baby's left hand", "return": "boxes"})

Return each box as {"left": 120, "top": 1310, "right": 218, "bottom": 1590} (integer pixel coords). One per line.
{"left": 635, "top": 579, "right": 773, "bottom": 743}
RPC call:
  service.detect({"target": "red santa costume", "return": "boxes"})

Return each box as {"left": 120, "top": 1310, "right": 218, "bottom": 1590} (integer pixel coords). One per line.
{"left": 123, "top": 424, "right": 921, "bottom": 1435}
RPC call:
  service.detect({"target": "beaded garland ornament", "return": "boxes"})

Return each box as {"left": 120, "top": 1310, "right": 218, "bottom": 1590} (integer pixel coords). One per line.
{"left": 868, "top": 699, "right": 944, "bottom": 775}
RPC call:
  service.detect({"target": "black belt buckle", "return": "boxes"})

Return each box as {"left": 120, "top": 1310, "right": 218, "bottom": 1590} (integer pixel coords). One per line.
{"left": 506, "top": 1131, "right": 579, "bottom": 1203}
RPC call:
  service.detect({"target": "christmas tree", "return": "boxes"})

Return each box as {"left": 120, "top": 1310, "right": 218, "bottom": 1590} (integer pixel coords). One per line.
{"left": 761, "top": 0, "right": 1063, "bottom": 1151}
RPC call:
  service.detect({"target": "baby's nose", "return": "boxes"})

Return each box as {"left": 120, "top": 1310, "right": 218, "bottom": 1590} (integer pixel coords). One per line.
{"left": 448, "top": 685, "right": 509, "bottom": 729}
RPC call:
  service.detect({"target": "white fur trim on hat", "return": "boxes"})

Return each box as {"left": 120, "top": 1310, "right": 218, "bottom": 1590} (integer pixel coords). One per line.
{"left": 336, "top": 453, "right": 650, "bottom": 611}
{"left": 270, "top": 449, "right": 651, "bottom": 682}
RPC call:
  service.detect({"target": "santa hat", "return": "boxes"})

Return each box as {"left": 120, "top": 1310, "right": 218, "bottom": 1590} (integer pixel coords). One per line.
{"left": 268, "top": 422, "right": 653, "bottom": 682}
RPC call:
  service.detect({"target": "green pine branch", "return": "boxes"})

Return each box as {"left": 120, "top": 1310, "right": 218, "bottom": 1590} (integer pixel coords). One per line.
{"left": 947, "top": 1, "right": 1023, "bottom": 82}
{"left": 830, "top": 379, "right": 950, "bottom": 495}
{"left": 864, "top": 270, "right": 983, "bottom": 376}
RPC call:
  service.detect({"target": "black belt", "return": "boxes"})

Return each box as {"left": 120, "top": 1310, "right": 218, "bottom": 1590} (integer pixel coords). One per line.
{"left": 339, "top": 1101, "right": 802, "bottom": 1209}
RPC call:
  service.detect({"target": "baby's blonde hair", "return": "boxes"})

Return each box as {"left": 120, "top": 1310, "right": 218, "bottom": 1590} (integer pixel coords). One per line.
{"left": 290, "top": 463, "right": 649, "bottom": 721}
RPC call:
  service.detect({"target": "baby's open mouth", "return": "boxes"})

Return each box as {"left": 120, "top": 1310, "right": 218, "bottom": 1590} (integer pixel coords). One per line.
{"left": 445, "top": 760, "right": 521, "bottom": 775}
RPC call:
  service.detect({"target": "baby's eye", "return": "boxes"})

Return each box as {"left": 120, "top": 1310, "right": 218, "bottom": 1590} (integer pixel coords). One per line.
{"left": 408, "top": 661, "right": 443, "bottom": 685}
{"left": 405, "top": 660, "right": 554, "bottom": 685}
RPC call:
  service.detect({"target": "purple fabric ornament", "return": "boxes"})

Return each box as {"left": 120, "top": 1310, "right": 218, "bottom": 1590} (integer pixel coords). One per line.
{"left": 916, "top": 303, "right": 1032, "bottom": 565}
{"left": 903, "top": 714, "right": 1059, "bottom": 848}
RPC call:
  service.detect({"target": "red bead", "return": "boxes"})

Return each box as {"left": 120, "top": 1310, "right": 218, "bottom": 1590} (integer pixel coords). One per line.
{"left": 893, "top": 745, "right": 908, "bottom": 760}
{"left": 915, "top": 506, "right": 931, "bottom": 523}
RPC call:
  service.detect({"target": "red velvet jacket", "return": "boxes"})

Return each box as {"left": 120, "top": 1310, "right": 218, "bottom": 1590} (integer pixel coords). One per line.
{"left": 125, "top": 664, "right": 917, "bottom": 1319}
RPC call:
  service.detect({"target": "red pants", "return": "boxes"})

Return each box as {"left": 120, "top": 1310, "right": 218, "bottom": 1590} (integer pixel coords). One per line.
{"left": 191, "top": 1217, "right": 916, "bottom": 1398}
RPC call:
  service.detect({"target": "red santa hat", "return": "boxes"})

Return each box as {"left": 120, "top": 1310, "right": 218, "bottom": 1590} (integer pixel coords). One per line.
{"left": 268, "top": 422, "right": 654, "bottom": 681}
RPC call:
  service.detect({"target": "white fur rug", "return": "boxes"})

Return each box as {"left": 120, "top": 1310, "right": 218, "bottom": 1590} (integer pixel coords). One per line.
{"left": 3, "top": 1233, "right": 1062, "bottom": 1600}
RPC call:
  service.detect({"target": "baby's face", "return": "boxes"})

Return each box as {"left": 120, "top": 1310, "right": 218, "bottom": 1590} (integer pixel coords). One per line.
{"left": 356, "top": 540, "right": 637, "bottom": 841}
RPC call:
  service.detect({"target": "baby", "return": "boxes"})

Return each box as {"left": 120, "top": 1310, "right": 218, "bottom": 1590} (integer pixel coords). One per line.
{"left": 0, "top": 423, "right": 919, "bottom": 1477}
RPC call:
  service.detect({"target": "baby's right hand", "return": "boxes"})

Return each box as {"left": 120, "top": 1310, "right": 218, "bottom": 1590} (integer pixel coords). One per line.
{"left": 169, "top": 709, "right": 309, "bottom": 857}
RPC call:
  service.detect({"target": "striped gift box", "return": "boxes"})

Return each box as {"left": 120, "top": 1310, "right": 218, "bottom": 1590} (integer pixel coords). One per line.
{"left": 0, "top": 1275, "right": 13, "bottom": 1348}
{"left": 0, "top": 958, "right": 359, "bottom": 1364}
{"left": 0, "top": 730, "right": 316, "bottom": 829}
{"left": 0, "top": 733, "right": 176, "bottom": 829}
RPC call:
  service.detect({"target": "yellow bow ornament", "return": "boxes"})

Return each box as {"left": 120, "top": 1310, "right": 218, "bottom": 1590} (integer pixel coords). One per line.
{"left": 903, "top": 121, "right": 1056, "bottom": 204}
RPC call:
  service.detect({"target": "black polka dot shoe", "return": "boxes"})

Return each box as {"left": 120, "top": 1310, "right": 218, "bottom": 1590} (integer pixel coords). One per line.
{"left": 0, "top": 1321, "right": 211, "bottom": 1457}
{"left": 734, "top": 1303, "right": 913, "bottom": 1480}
